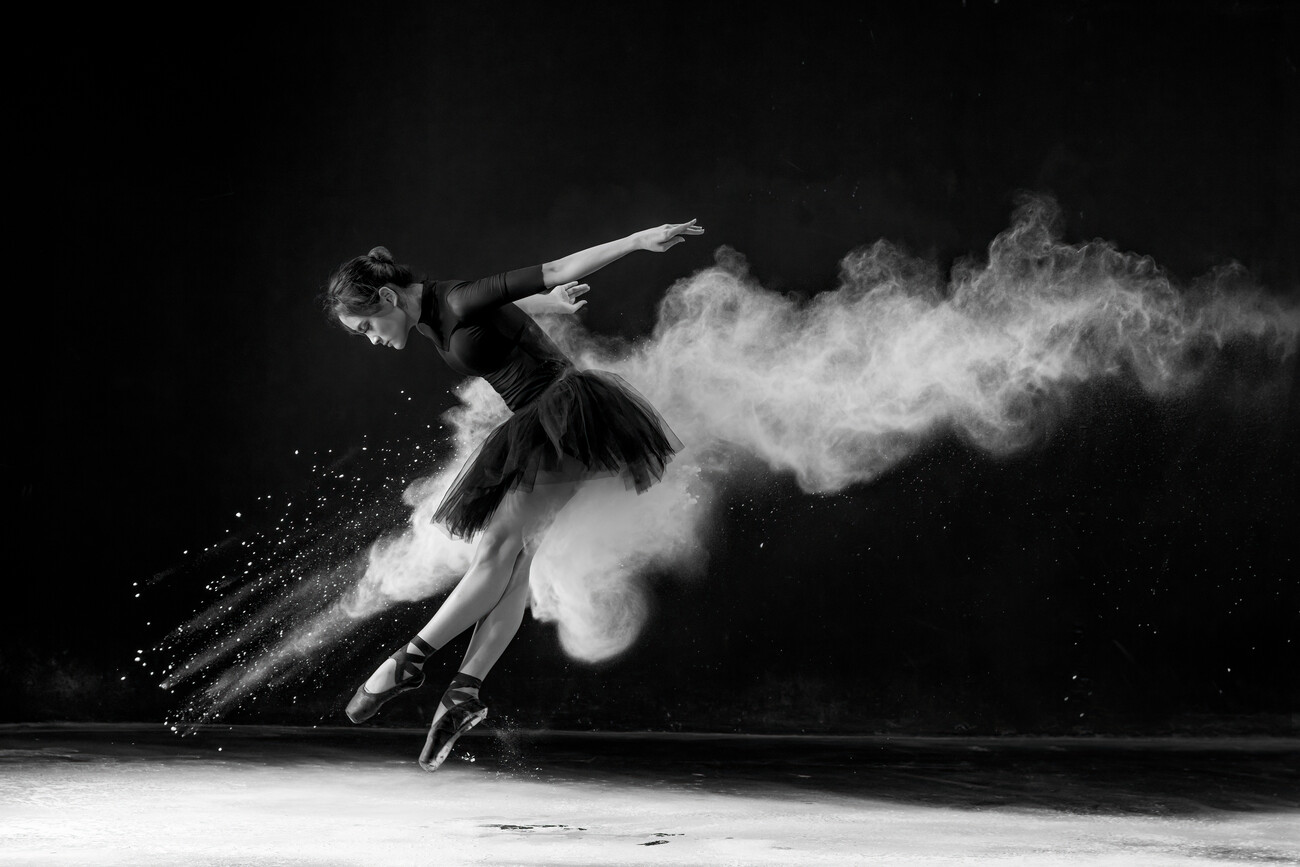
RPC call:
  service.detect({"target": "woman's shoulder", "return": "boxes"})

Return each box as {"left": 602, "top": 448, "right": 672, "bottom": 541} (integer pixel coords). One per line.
{"left": 428, "top": 280, "right": 468, "bottom": 318}
{"left": 439, "top": 276, "right": 515, "bottom": 322}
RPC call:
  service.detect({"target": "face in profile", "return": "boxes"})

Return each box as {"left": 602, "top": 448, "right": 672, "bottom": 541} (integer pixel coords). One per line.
{"left": 338, "top": 288, "right": 411, "bottom": 350}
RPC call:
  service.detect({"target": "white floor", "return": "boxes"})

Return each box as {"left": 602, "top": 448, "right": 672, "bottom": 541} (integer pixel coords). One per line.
{"left": 2, "top": 741, "right": 1297, "bottom": 866}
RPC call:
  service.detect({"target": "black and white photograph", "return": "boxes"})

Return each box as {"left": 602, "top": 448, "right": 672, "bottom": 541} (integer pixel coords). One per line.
{"left": 5, "top": 1, "right": 1298, "bottom": 863}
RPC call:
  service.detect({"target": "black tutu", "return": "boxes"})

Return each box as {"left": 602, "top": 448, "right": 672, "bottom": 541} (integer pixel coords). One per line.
{"left": 432, "top": 366, "right": 683, "bottom": 539}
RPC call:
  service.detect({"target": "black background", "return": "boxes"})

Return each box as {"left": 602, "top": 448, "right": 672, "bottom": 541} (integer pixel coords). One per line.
{"left": 7, "top": 1, "right": 1297, "bottom": 733}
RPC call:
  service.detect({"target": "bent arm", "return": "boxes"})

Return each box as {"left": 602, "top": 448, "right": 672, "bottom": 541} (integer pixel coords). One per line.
{"left": 445, "top": 266, "right": 548, "bottom": 318}
{"left": 510, "top": 293, "right": 551, "bottom": 316}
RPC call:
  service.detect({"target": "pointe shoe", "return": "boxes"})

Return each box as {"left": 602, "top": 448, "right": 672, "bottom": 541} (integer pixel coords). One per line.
{"left": 345, "top": 636, "right": 434, "bottom": 724}
{"left": 418, "top": 673, "right": 487, "bottom": 771}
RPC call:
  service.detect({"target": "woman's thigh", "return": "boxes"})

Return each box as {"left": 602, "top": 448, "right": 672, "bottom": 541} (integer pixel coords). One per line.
{"left": 488, "top": 478, "right": 581, "bottom": 547}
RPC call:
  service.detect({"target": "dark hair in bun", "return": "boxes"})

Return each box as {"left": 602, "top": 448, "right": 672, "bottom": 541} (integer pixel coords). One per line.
{"left": 320, "top": 246, "right": 416, "bottom": 323}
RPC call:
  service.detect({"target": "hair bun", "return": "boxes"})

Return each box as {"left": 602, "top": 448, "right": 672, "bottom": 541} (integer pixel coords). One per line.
{"left": 367, "top": 246, "right": 394, "bottom": 263}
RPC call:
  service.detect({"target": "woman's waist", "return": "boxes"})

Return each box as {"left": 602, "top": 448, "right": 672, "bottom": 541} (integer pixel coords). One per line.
{"left": 488, "top": 358, "right": 574, "bottom": 411}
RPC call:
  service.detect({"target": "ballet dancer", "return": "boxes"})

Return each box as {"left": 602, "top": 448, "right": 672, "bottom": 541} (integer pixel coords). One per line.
{"left": 321, "top": 219, "right": 702, "bottom": 769}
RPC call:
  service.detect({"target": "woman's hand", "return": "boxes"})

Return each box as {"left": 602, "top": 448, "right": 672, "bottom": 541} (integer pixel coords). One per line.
{"left": 635, "top": 219, "right": 705, "bottom": 252}
{"left": 547, "top": 281, "right": 589, "bottom": 313}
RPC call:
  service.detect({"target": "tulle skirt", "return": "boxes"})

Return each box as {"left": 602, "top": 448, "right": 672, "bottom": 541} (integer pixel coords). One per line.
{"left": 432, "top": 365, "right": 682, "bottom": 539}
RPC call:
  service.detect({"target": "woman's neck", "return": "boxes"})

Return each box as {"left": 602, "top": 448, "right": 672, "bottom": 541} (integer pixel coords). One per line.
{"left": 399, "top": 282, "right": 425, "bottom": 332}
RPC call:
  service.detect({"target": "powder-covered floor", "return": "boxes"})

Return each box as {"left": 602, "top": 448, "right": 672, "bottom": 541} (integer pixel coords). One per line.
{"left": 2, "top": 725, "right": 1296, "bottom": 865}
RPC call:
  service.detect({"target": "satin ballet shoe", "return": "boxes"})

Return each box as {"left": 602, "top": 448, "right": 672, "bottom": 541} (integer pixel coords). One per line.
{"left": 345, "top": 636, "right": 434, "bottom": 724}
{"left": 418, "top": 673, "right": 487, "bottom": 771}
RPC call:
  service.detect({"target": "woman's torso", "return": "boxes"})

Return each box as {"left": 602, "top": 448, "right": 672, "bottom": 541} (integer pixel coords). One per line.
{"left": 418, "top": 278, "right": 572, "bottom": 410}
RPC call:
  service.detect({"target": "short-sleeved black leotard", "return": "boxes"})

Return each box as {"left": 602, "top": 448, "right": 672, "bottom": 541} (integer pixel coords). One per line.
{"left": 417, "top": 265, "right": 573, "bottom": 411}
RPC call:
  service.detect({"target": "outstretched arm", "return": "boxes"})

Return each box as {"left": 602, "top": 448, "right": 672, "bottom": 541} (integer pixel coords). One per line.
{"left": 541, "top": 220, "right": 704, "bottom": 287}
{"left": 447, "top": 220, "right": 705, "bottom": 319}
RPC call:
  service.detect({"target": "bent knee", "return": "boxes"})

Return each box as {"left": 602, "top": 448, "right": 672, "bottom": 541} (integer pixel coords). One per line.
{"left": 473, "top": 528, "right": 524, "bottom": 566}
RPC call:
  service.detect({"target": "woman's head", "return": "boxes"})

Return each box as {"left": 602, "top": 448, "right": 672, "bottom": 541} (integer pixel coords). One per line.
{"left": 322, "top": 246, "right": 419, "bottom": 350}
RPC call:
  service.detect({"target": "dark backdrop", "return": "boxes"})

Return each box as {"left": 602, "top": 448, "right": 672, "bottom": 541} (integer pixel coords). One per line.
{"left": 7, "top": 0, "right": 1297, "bottom": 734}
